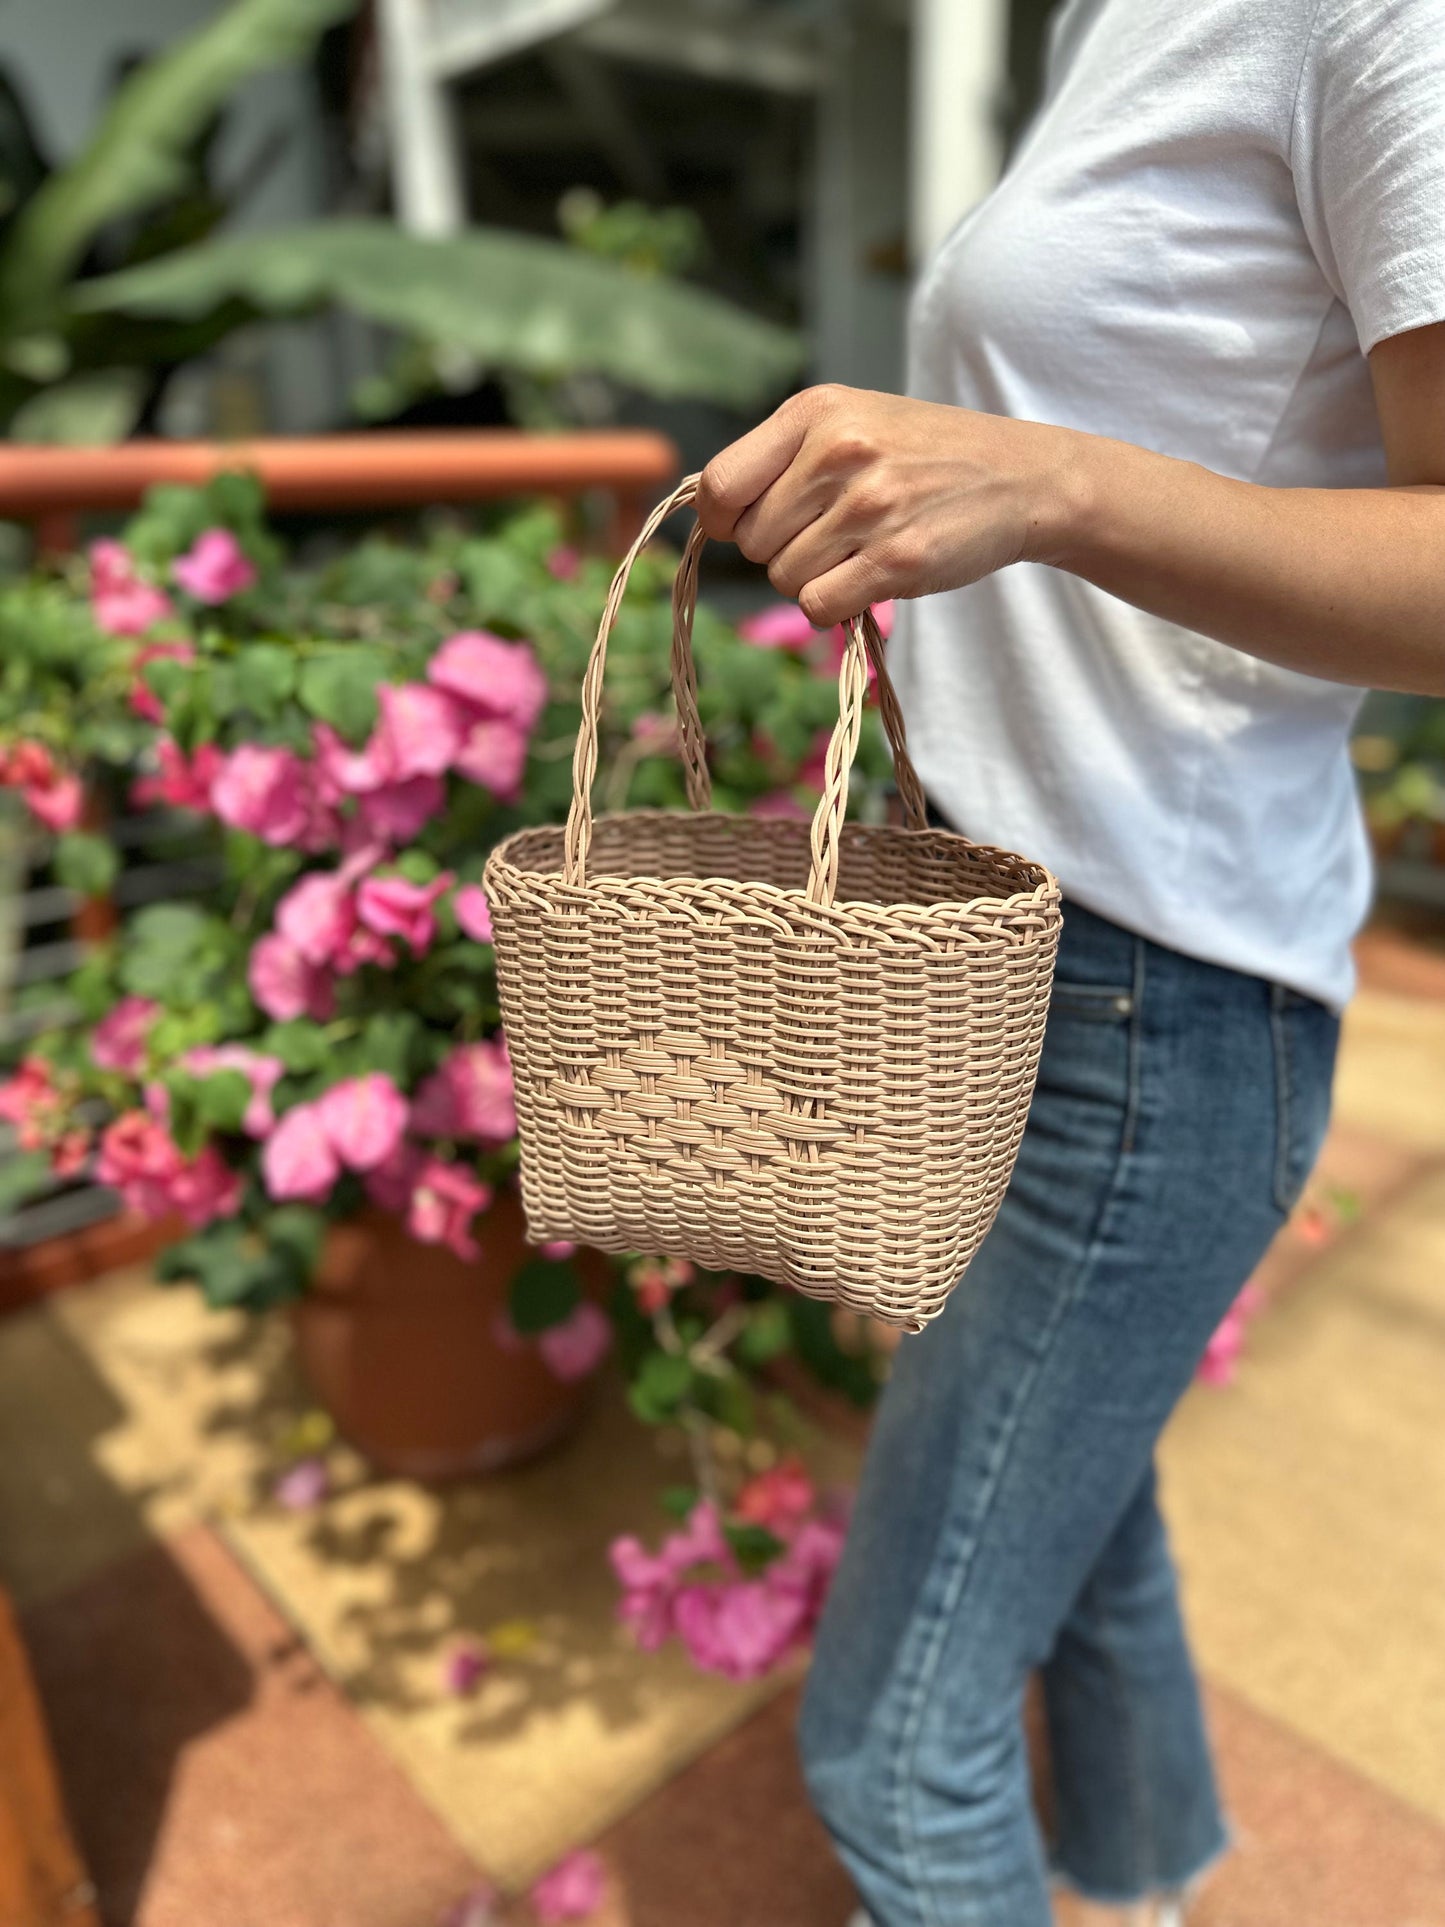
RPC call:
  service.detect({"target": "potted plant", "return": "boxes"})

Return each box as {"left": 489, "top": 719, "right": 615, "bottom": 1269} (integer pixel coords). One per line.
{"left": 0, "top": 473, "right": 898, "bottom": 1488}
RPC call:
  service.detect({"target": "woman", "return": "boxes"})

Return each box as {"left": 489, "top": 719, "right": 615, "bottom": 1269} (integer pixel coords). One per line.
{"left": 695, "top": 0, "right": 1445, "bottom": 1922}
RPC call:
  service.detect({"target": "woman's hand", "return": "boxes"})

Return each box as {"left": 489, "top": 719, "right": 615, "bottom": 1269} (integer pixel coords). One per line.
{"left": 695, "top": 384, "right": 1084, "bottom": 628}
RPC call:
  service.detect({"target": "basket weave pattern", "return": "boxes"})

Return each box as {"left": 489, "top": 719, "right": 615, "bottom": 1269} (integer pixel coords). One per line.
{"left": 486, "top": 479, "right": 1061, "bottom": 1329}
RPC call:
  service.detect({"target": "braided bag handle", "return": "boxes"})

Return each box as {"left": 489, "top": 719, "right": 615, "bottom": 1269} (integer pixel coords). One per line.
{"left": 562, "top": 473, "right": 929, "bottom": 907}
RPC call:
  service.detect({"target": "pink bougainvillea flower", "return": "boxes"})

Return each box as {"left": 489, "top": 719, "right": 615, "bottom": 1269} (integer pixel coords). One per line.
{"left": 737, "top": 602, "right": 817, "bottom": 650}
{"left": 411, "top": 1039, "right": 515, "bottom": 1143}
{"left": 628, "top": 1256, "right": 693, "bottom": 1315}
{"left": 630, "top": 710, "right": 678, "bottom": 754}
{"left": 0, "top": 1056, "right": 59, "bottom": 1132}
{"left": 356, "top": 870, "right": 455, "bottom": 956}
{"left": 407, "top": 1156, "right": 491, "bottom": 1261}
{"left": 441, "top": 1636, "right": 490, "bottom": 1697}
{"left": 357, "top": 772, "right": 446, "bottom": 844}
{"left": 672, "top": 1577, "right": 811, "bottom": 1682}
{"left": 261, "top": 1102, "right": 340, "bottom": 1203}
{"left": 276, "top": 871, "right": 357, "bottom": 968}
{"left": 546, "top": 544, "right": 581, "bottom": 581}
{"left": 453, "top": 883, "right": 493, "bottom": 944}
{"left": 315, "top": 1074, "right": 409, "bottom": 1172}
{"left": 427, "top": 630, "right": 548, "bottom": 732}
{"left": 50, "top": 1129, "right": 91, "bottom": 1180}
{"left": 540, "top": 1240, "right": 577, "bottom": 1260}
{"left": 168, "top": 1144, "right": 243, "bottom": 1226}
{"left": 23, "top": 767, "right": 84, "bottom": 832}
{"left": 438, "top": 1881, "right": 500, "bottom": 1927}
{"left": 747, "top": 789, "right": 810, "bottom": 822}
{"left": 274, "top": 1457, "right": 330, "bottom": 1510}
{"left": 530, "top": 1850, "right": 607, "bottom": 1924}
{"left": 171, "top": 528, "right": 257, "bottom": 604}
{"left": 96, "top": 1112, "right": 239, "bottom": 1227}
{"left": 538, "top": 1301, "right": 612, "bottom": 1383}
{"left": 131, "top": 737, "right": 223, "bottom": 813}
{"left": 179, "top": 1045, "right": 285, "bottom": 1139}
{"left": 376, "top": 682, "right": 466, "bottom": 781}
{"left": 129, "top": 640, "right": 195, "bottom": 723}
{"left": 89, "top": 538, "right": 174, "bottom": 636}
{"left": 311, "top": 721, "right": 394, "bottom": 797}
{"left": 90, "top": 995, "right": 159, "bottom": 1075}
{"left": 1196, "top": 1282, "right": 1266, "bottom": 1387}
{"left": 211, "top": 744, "right": 314, "bottom": 845}
{"left": 451, "top": 716, "right": 530, "bottom": 799}
{"left": 734, "top": 1455, "right": 815, "bottom": 1535}
{"left": 248, "top": 932, "right": 336, "bottom": 1023}
{"left": 364, "top": 1138, "right": 425, "bottom": 1215}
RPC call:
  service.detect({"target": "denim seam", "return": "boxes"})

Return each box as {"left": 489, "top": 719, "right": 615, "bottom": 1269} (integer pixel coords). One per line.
{"left": 886, "top": 1130, "right": 1144, "bottom": 1924}
{"left": 1269, "top": 986, "right": 1293, "bottom": 1213}
{"left": 1120, "top": 939, "right": 1147, "bottom": 1157}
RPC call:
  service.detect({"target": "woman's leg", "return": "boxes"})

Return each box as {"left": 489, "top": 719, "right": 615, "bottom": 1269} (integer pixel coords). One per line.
{"left": 798, "top": 906, "right": 1337, "bottom": 1927}
{"left": 1042, "top": 1463, "right": 1224, "bottom": 1904}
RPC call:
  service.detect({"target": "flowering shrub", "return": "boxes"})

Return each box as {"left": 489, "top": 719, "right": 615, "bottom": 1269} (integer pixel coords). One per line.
{"left": 0, "top": 471, "right": 894, "bottom": 1676}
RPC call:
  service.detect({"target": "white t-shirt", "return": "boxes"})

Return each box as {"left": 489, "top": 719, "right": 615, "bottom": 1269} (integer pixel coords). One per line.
{"left": 889, "top": 0, "right": 1445, "bottom": 1009}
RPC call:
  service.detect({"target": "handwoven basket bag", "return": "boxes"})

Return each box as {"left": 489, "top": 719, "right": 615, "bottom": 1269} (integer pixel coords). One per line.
{"left": 485, "top": 476, "right": 1061, "bottom": 1330}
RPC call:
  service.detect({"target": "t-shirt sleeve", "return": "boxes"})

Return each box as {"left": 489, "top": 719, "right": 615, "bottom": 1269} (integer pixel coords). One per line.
{"left": 1292, "top": 0, "right": 1445, "bottom": 353}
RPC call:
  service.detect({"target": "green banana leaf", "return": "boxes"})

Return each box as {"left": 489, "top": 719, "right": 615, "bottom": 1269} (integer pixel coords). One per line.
{"left": 74, "top": 219, "right": 805, "bottom": 410}
{"left": 0, "top": 0, "right": 356, "bottom": 327}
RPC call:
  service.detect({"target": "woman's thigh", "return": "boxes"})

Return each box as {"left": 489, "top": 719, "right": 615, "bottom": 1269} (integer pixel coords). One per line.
{"left": 804, "top": 903, "right": 1339, "bottom": 1756}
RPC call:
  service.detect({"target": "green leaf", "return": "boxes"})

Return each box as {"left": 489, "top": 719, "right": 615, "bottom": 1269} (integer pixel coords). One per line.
{"left": 722, "top": 1521, "right": 785, "bottom": 1576}
{"left": 659, "top": 1485, "right": 700, "bottom": 1521}
{"left": 194, "top": 1068, "right": 251, "bottom": 1133}
{"left": 261, "top": 1020, "right": 331, "bottom": 1074}
{"left": 53, "top": 831, "right": 118, "bottom": 898}
{"left": 0, "top": 0, "right": 358, "bottom": 326}
{"left": 508, "top": 1257, "right": 582, "bottom": 1335}
{"left": 735, "top": 1297, "right": 792, "bottom": 1367}
{"left": 628, "top": 1348, "right": 694, "bottom": 1425}
{"left": 356, "top": 1011, "right": 423, "bottom": 1083}
{"left": 0, "top": 1150, "right": 56, "bottom": 1214}
{"left": 155, "top": 1222, "right": 303, "bottom": 1310}
{"left": 76, "top": 219, "right": 805, "bottom": 410}
{"left": 265, "top": 1203, "right": 326, "bottom": 1281}
{"left": 297, "top": 648, "right": 389, "bottom": 742}
{"left": 8, "top": 369, "right": 147, "bottom": 445}
{"left": 234, "top": 643, "right": 296, "bottom": 716}
{"left": 141, "top": 656, "right": 193, "bottom": 710}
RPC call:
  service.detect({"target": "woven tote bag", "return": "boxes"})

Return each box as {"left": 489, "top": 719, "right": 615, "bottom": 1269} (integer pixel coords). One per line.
{"left": 485, "top": 475, "right": 1061, "bottom": 1329}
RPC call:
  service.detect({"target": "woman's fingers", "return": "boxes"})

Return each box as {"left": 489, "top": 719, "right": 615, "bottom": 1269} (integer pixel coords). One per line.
{"left": 796, "top": 548, "right": 897, "bottom": 630}
{"left": 696, "top": 399, "right": 812, "bottom": 540}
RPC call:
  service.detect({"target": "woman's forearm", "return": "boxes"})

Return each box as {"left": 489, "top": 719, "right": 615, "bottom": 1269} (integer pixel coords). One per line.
{"left": 1043, "top": 433, "right": 1445, "bottom": 696}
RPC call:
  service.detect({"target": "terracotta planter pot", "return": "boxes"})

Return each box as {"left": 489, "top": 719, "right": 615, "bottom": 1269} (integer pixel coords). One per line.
{"left": 291, "top": 1193, "right": 606, "bottom": 1480}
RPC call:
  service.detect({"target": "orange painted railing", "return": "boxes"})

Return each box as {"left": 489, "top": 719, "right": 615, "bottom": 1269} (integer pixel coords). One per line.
{"left": 0, "top": 429, "right": 680, "bottom": 553}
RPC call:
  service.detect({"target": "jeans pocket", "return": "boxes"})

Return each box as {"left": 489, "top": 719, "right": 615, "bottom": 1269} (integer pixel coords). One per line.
{"left": 1269, "top": 985, "right": 1340, "bottom": 1214}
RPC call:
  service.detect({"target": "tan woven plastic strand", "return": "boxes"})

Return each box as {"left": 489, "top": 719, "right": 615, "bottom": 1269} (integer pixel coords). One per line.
{"left": 486, "top": 476, "right": 1062, "bottom": 1329}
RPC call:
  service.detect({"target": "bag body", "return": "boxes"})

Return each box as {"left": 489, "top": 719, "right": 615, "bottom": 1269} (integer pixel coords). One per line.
{"left": 486, "top": 478, "right": 1060, "bottom": 1329}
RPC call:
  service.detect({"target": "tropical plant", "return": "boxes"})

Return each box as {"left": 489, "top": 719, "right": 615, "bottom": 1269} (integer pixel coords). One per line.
{"left": 0, "top": 0, "right": 802, "bottom": 444}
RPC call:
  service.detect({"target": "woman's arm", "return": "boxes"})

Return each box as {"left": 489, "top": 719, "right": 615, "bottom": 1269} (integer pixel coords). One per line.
{"left": 695, "top": 320, "right": 1445, "bottom": 697}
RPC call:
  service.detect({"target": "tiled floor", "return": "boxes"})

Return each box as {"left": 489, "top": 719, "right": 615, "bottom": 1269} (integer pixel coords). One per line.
{"left": 6, "top": 936, "right": 1445, "bottom": 1927}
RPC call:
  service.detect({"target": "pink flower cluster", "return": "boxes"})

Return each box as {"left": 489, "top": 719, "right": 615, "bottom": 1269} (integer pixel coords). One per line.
{"left": 131, "top": 738, "right": 222, "bottom": 813}
{"left": 91, "top": 529, "right": 255, "bottom": 638}
{"left": 248, "top": 860, "right": 464, "bottom": 1022}
{"left": 91, "top": 995, "right": 159, "bottom": 1076}
{"left": 531, "top": 1850, "right": 606, "bottom": 1923}
{"left": 0, "top": 741, "right": 83, "bottom": 832}
{"left": 172, "top": 528, "right": 257, "bottom": 604}
{"left": 96, "top": 1110, "right": 241, "bottom": 1227}
{"left": 186, "top": 630, "right": 545, "bottom": 857}
{"left": 262, "top": 1073, "right": 410, "bottom": 1202}
{"left": 0, "top": 1057, "right": 89, "bottom": 1177}
{"left": 90, "top": 539, "right": 173, "bottom": 637}
{"left": 610, "top": 1473, "right": 846, "bottom": 1683}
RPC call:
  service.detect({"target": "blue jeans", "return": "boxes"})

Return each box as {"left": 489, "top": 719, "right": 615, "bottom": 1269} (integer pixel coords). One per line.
{"left": 799, "top": 900, "right": 1339, "bottom": 1925}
